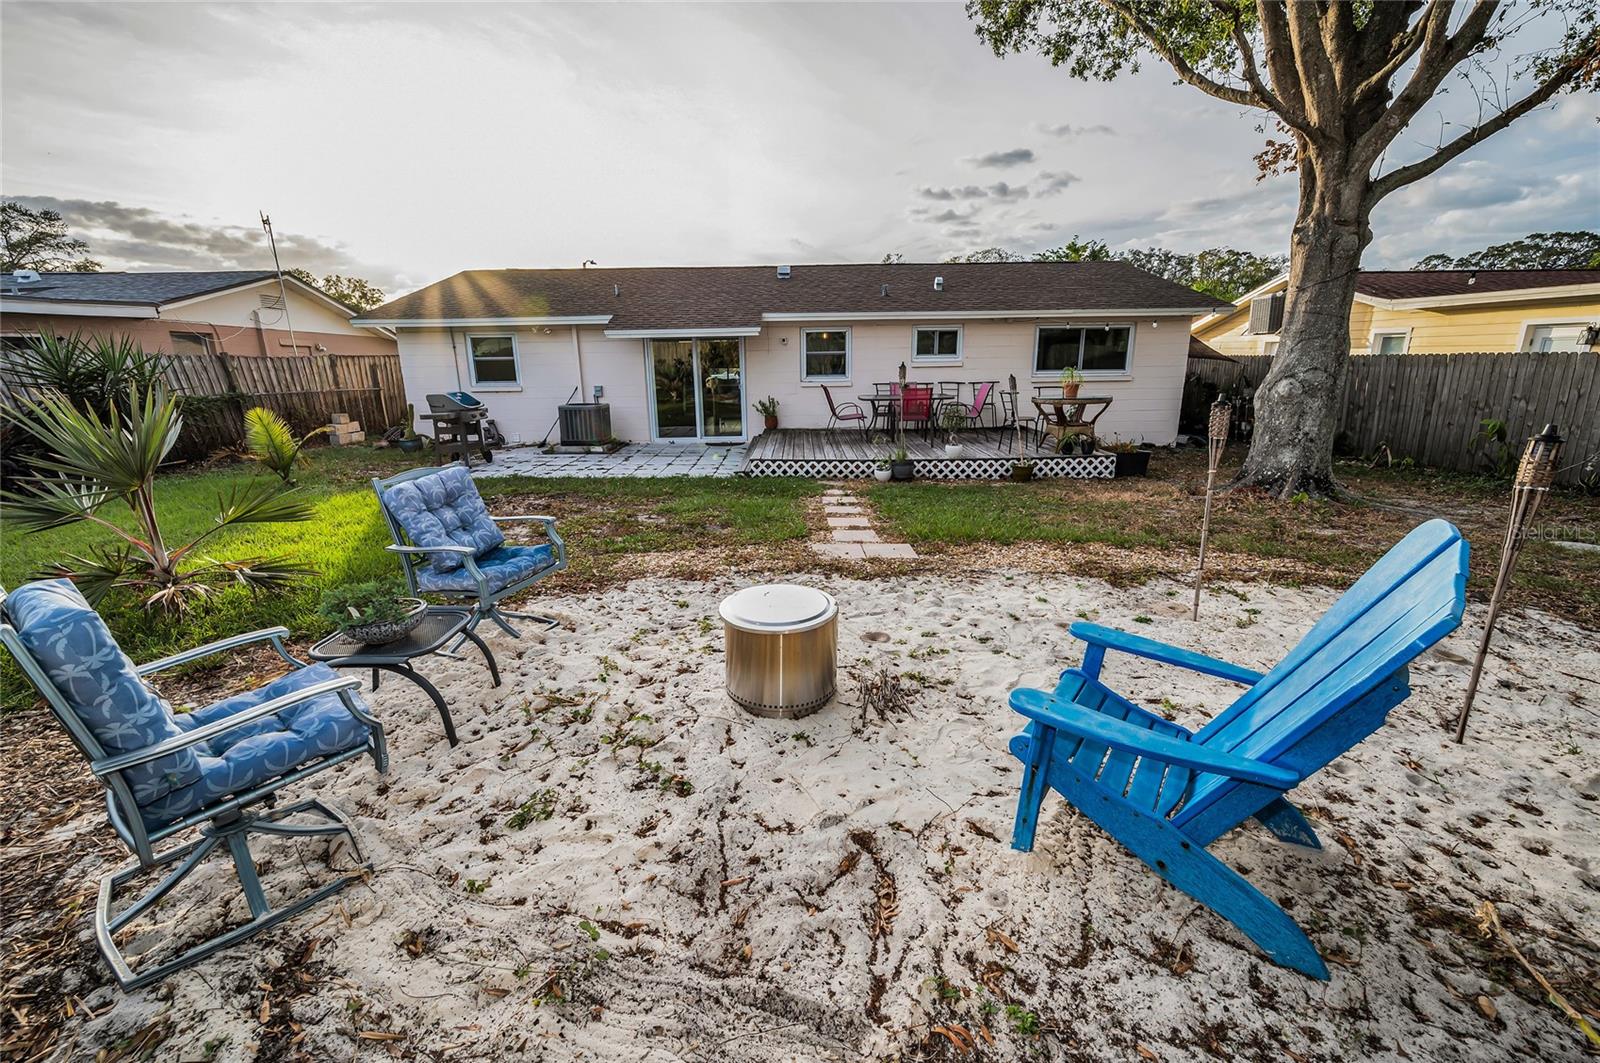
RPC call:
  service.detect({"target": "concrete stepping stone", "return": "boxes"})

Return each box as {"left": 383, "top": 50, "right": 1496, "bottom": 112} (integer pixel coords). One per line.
{"left": 827, "top": 516, "right": 871, "bottom": 528}
{"left": 811, "top": 543, "right": 866, "bottom": 559}
{"left": 861, "top": 543, "right": 919, "bottom": 559}
{"left": 823, "top": 506, "right": 865, "bottom": 516}
{"left": 832, "top": 530, "right": 880, "bottom": 543}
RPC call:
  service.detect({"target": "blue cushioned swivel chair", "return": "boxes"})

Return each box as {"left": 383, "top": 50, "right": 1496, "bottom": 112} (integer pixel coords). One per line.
{"left": 373, "top": 463, "right": 567, "bottom": 643}
{"left": 0, "top": 580, "right": 388, "bottom": 990}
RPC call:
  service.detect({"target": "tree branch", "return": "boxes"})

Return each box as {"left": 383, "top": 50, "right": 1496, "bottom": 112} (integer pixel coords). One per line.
{"left": 1097, "top": 0, "right": 1263, "bottom": 109}
{"left": 1211, "top": 0, "right": 1311, "bottom": 133}
{"left": 1371, "top": 45, "right": 1593, "bottom": 200}
{"left": 1352, "top": 0, "right": 1498, "bottom": 171}
{"left": 1351, "top": 14, "right": 1429, "bottom": 105}
{"left": 1256, "top": 2, "right": 1310, "bottom": 129}
{"left": 1285, "top": 0, "right": 1343, "bottom": 130}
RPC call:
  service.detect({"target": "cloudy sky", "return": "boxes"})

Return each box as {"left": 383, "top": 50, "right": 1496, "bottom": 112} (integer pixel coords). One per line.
{"left": 3, "top": 2, "right": 1595, "bottom": 294}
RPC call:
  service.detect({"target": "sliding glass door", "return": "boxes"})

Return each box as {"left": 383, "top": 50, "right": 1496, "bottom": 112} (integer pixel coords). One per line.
{"left": 648, "top": 337, "right": 744, "bottom": 440}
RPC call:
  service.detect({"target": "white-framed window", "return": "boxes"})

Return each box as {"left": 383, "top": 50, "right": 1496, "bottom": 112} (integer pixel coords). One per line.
{"left": 912, "top": 325, "right": 962, "bottom": 364}
{"left": 800, "top": 327, "right": 850, "bottom": 382}
{"left": 466, "top": 333, "right": 519, "bottom": 386}
{"left": 1521, "top": 321, "right": 1589, "bottom": 352}
{"left": 1370, "top": 330, "right": 1409, "bottom": 355}
{"left": 169, "top": 331, "right": 215, "bottom": 357}
{"left": 1033, "top": 325, "right": 1132, "bottom": 377}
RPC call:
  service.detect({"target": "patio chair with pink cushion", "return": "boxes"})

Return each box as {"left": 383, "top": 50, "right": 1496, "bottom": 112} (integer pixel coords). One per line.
{"left": 821, "top": 384, "right": 868, "bottom": 434}
{"left": 960, "top": 381, "right": 996, "bottom": 436}
{"left": 900, "top": 384, "right": 935, "bottom": 437}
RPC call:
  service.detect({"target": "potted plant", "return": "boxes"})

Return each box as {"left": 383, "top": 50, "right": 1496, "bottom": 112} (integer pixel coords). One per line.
{"left": 1058, "top": 366, "right": 1083, "bottom": 400}
{"left": 938, "top": 402, "right": 967, "bottom": 458}
{"left": 872, "top": 456, "right": 893, "bottom": 482}
{"left": 1010, "top": 457, "right": 1035, "bottom": 482}
{"left": 1103, "top": 438, "right": 1151, "bottom": 477}
{"left": 319, "top": 579, "right": 427, "bottom": 645}
{"left": 889, "top": 444, "right": 913, "bottom": 481}
{"left": 754, "top": 396, "right": 780, "bottom": 431}
{"left": 397, "top": 403, "right": 424, "bottom": 454}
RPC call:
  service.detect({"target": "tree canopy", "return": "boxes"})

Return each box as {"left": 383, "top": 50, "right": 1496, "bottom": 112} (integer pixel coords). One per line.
{"left": 0, "top": 200, "right": 100, "bottom": 273}
{"left": 285, "top": 268, "right": 387, "bottom": 312}
{"left": 943, "top": 236, "right": 1286, "bottom": 302}
{"left": 1414, "top": 230, "right": 1600, "bottom": 271}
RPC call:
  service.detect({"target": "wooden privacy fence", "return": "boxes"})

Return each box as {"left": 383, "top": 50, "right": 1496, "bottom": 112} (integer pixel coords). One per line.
{"left": 161, "top": 352, "right": 407, "bottom": 455}
{"left": 1185, "top": 351, "right": 1599, "bottom": 486}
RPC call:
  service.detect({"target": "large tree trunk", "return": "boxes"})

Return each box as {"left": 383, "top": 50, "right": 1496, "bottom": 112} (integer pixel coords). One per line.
{"left": 1235, "top": 156, "right": 1373, "bottom": 498}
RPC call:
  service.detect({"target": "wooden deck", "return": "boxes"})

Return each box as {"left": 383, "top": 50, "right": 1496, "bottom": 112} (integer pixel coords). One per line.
{"left": 740, "top": 429, "right": 1116, "bottom": 480}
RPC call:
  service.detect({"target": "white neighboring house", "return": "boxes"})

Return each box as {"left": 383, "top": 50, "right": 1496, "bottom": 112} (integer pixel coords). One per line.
{"left": 354, "top": 261, "right": 1226, "bottom": 446}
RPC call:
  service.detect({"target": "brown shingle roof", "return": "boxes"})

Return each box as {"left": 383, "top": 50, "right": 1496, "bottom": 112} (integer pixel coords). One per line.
{"left": 358, "top": 262, "right": 1227, "bottom": 329}
{"left": 1356, "top": 269, "right": 1600, "bottom": 301}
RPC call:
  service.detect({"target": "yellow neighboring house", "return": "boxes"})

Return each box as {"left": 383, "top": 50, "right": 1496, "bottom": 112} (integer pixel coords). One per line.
{"left": 1194, "top": 268, "right": 1600, "bottom": 357}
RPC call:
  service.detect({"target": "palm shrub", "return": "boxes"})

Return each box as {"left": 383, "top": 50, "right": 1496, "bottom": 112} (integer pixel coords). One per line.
{"left": 4, "top": 331, "right": 168, "bottom": 414}
{"left": 2, "top": 385, "right": 316, "bottom": 611}
{"left": 244, "top": 406, "right": 326, "bottom": 483}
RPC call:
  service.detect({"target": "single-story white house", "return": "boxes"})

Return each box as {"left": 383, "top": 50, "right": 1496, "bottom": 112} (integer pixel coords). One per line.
{"left": 354, "top": 262, "right": 1226, "bottom": 446}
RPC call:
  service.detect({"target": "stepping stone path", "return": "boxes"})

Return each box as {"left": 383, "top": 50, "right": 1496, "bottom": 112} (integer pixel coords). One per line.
{"left": 810, "top": 486, "right": 919, "bottom": 560}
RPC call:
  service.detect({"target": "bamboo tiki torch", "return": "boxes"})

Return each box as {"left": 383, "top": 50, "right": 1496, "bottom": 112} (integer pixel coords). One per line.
{"left": 1454, "top": 423, "right": 1563, "bottom": 743}
{"left": 1192, "top": 399, "right": 1231, "bottom": 621}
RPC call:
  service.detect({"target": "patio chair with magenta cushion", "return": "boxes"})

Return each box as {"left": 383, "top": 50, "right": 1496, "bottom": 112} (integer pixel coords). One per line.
{"left": 373, "top": 463, "right": 567, "bottom": 643}
{"left": 1004, "top": 519, "right": 1469, "bottom": 979}
{"left": 0, "top": 579, "right": 387, "bottom": 990}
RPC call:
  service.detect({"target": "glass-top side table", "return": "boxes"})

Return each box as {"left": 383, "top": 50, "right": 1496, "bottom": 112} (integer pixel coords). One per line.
{"left": 308, "top": 607, "right": 501, "bottom": 746}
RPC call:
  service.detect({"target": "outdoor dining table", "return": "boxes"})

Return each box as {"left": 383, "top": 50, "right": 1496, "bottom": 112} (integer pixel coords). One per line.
{"left": 861, "top": 385, "right": 960, "bottom": 434}
{"left": 1031, "top": 395, "right": 1114, "bottom": 453}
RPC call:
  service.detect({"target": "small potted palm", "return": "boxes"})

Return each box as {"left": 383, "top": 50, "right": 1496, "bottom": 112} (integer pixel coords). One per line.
{"left": 1009, "top": 421, "right": 1034, "bottom": 482}
{"left": 319, "top": 579, "right": 426, "bottom": 645}
{"left": 754, "top": 396, "right": 780, "bottom": 431}
{"left": 938, "top": 403, "right": 967, "bottom": 458}
{"left": 872, "top": 456, "right": 893, "bottom": 482}
{"left": 1058, "top": 366, "right": 1083, "bottom": 399}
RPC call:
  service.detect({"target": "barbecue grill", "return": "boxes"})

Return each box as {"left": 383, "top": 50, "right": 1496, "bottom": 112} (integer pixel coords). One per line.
{"left": 424, "top": 392, "right": 493, "bottom": 466}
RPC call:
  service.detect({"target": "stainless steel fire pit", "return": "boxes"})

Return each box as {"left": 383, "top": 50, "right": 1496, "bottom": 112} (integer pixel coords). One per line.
{"left": 720, "top": 584, "right": 837, "bottom": 719}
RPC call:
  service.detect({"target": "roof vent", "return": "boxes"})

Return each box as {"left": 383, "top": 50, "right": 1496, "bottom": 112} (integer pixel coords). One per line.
{"left": 933, "top": 276, "right": 944, "bottom": 292}
{"left": 613, "top": 284, "right": 621, "bottom": 297}
{"left": 777, "top": 265, "right": 792, "bottom": 280}
{"left": 881, "top": 284, "right": 889, "bottom": 297}
{"left": 260, "top": 292, "right": 284, "bottom": 309}
{"left": 1466, "top": 270, "right": 1477, "bottom": 286}
{"left": 11, "top": 269, "right": 40, "bottom": 284}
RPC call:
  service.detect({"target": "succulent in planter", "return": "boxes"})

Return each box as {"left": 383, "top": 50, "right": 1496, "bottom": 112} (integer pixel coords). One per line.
{"left": 889, "top": 444, "right": 914, "bottom": 481}
{"left": 318, "top": 579, "right": 426, "bottom": 645}
{"left": 872, "top": 455, "right": 893, "bottom": 482}
{"left": 396, "top": 403, "right": 424, "bottom": 453}
{"left": 754, "top": 395, "right": 780, "bottom": 431}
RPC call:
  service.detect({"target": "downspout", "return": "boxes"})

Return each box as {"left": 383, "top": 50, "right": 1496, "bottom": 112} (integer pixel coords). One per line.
{"left": 571, "top": 326, "right": 587, "bottom": 399}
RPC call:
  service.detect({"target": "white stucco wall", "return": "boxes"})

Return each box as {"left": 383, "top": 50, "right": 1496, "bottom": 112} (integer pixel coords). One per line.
{"left": 392, "top": 316, "right": 1195, "bottom": 446}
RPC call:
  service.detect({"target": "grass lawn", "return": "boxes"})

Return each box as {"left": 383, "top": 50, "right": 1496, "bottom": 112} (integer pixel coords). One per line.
{"left": 867, "top": 448, "right": 1600, "bottom": 622}
{"left": 4, "top": 443, "right": 1596, "bottom": 709}
{"left": 0, "top": 448, "right": 819, "bottom": 707}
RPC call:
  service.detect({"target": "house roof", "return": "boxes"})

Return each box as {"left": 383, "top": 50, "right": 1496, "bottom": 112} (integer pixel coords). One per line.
{"left": 1198, "top": 267, "right": 1600, "bottom": 330}
{"left": 1354, "top": 269, "right": 1600, "bottom": 301}
{"left": 355, "top": 262, "right": 1228, "bottom": 330}
{"left": 1187, "top": 335, "right": 1234, "bottom": 362}
{"left": 0, "top": 270, "right": 280, "bottom": 307}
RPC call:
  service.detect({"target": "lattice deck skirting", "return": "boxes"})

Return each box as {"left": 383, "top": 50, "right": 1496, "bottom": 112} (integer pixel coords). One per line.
{"left": 743, "top": 454, "right": 1116, "bottom": 480}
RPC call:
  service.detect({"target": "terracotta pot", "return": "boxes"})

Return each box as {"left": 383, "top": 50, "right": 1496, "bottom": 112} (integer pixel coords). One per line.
{"left": 1061, "top": 383, "right": 1081, "bottom": 399}
{"left": 764, "top": 415, "right": 779, "bottom": 431}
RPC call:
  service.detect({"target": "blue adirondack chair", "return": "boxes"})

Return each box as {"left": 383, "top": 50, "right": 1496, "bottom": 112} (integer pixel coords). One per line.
{"left": 0, "top": 579, "right": 388, "bottom": 990}
{"left": 1006, "top": 519, "right": 1468, "bottom": 979}
{"left": 373, "top": 463, "right": 567, "bottom": 646}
